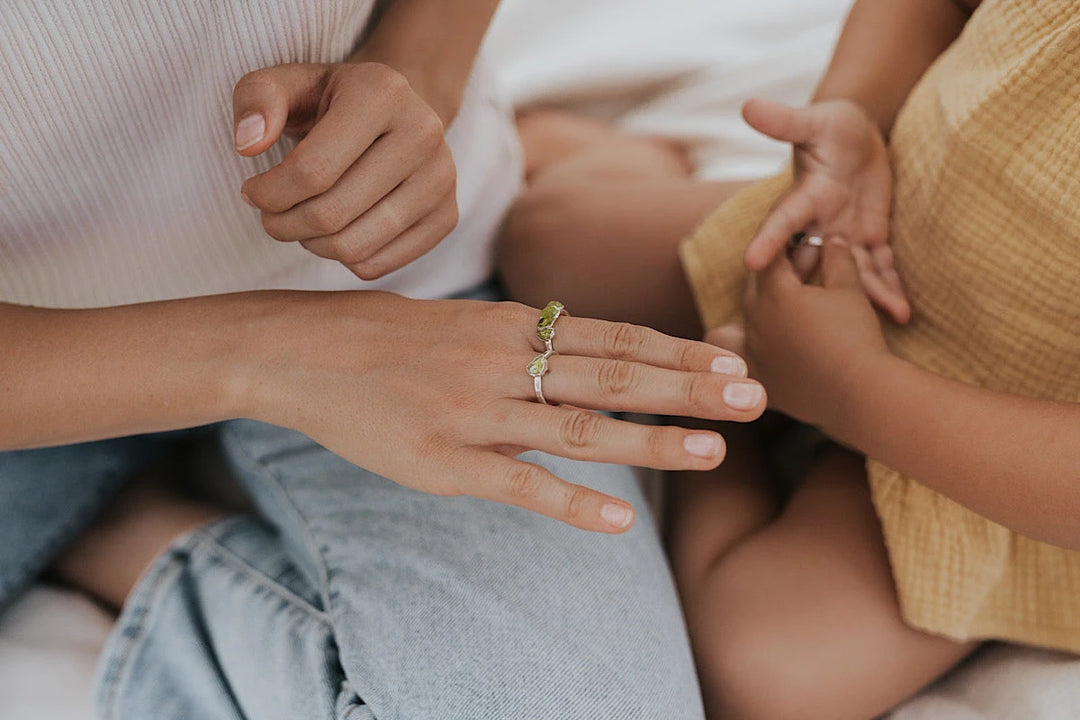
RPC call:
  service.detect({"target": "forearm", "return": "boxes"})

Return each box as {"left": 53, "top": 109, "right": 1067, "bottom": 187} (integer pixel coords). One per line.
{"left": 350, "top": 0, "right": 501, "bottom": 123}
{"left": 813, "top": 0, "right": 970, "bottom": 136}
{"left": 0, "top": 295, "right": 268, "bottom": 450}
{"left": 833, "top": 354, "right": 1080, "bottom": 549}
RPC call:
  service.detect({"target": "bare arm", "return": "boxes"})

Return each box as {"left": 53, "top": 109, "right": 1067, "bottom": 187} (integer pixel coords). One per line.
{"left": 349, "top": 0, "right": 502, "bottom": 124}
{"left": 813, "top": 0, "right": 972, "bottom": 136}
{"left": 836, "top": 354, "right": 1080, "bottom": 550}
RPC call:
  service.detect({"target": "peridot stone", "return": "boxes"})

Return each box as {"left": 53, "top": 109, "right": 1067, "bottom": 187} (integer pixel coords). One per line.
{"left": 536, "top": 301, "right": 564, "bottom": 342}
{"left": 527, "top": 354, "right": 549, "bottom": 377}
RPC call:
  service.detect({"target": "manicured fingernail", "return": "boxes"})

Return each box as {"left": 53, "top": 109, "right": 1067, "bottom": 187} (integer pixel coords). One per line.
{"left": 723, "top": 381, "right": 763, "bottom": 410}
{"left": 711, "top": 355, "right": 747, "bottom": 376}
{"left": 601, "top": 502, "right": 634, "bottom": 529}
{"left": 235, "top": 113, "right": 265, "bottom": 151}
{"left": 240, "top": 189, "right": 255, "bottom": 208}
{"left": 684, "top": 433, "right": 721, "bottom": 458}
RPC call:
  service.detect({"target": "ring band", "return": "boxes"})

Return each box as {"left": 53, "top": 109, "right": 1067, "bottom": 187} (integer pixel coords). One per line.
{"left": 536, "top": 300, "right": 565, "bottom": 354}
{"left": 527, "top": 351, "right": 552, "bottom": 405}
{"left": 789, "top": 232, "right": 824, "bottom": 250}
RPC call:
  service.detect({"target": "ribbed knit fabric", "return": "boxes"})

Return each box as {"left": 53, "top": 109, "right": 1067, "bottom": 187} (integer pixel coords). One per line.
{"left": 680, "top": 0, "right": 1080, "bottom": 651}
{"left": 0, "top": 1, "right": 520, "bottom": 308}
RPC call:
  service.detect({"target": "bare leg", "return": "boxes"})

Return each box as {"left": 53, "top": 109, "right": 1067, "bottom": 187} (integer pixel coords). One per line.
{"left": 671, "top": 446, "right": 977, "bottom": 720}
{"left": 499, "top": 110, "right": 749, "bottom": 337}
{"left": 51, "top": 469, "right": 226, "bottom": 609}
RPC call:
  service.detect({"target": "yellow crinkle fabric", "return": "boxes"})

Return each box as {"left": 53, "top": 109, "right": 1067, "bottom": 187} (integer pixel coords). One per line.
{"left": 680, "top": 0, "right": 1080, "bottom": 651}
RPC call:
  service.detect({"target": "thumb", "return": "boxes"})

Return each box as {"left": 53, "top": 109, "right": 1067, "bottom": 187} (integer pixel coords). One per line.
{"left": 820, "top": 237, "right": 862, "bottom": 290}
{"left": 742, "top": 98, "right": 819, "bottom": 145}
{"left": 704, "top": 323, "right": 747, "bottom": 359}
{"left": 232, "top": 64, "right": 329, "bottom": 156}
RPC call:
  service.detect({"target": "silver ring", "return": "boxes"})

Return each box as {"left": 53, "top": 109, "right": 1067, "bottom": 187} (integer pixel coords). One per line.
{"left": 536, "top": 300, "right": 566, "bottom": 355}
{"left": 789, "top": 232, "right": 824, "bottom": 250}
{"left": 527, "top": 351, "right": 552, "bottom": 405}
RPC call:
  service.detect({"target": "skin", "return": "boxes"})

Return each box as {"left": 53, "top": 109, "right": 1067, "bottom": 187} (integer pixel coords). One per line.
{"left": 501, "top": 2, "right": 1040, "bottom": 718}
{"left": 232, "top": 0, "right": 502, "bottom": 279}
{"left": 32, "top": 1, "right": 769, "bottom": 609}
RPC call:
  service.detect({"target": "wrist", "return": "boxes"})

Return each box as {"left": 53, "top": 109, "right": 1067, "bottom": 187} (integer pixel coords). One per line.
{"left": 348, "top": 47, "right": 464, "bottom": 126}
{"left": 823, "top": 348, "right": 904, "bottom": 448}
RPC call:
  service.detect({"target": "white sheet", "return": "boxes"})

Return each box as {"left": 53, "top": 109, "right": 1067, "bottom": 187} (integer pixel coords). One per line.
{"left": 4, "top": 2, "right": 1080, "bottom": 718}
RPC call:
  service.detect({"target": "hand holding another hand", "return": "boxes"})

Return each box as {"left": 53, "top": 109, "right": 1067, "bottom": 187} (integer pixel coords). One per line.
{"left": 706, "top": 239, "right": 890, "bottom": 435}
{"left": 741, "top": 98, "right": 910, "bottom": 323}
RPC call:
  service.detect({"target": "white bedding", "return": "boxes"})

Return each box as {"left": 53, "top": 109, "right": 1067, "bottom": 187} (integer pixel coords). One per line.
{"left": 4, "top": 1, "right": 1079, "bottom": 718}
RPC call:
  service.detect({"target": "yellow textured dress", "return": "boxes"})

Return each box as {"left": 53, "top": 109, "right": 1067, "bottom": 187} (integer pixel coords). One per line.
{"left": 679, "top": 0, "right": 1080, "bottom": 651}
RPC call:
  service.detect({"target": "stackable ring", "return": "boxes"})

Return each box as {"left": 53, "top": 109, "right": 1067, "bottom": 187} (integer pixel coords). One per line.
{"left": 536, "top": 300, "right": 566, "bottom": 354}
{"left": 527, "top": 351, "right": 552, "bottom": 405}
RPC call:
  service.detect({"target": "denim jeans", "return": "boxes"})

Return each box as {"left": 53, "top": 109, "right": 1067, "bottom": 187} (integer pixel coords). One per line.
{"left": 1, "top": 421, "right": 705, "bottom": 719}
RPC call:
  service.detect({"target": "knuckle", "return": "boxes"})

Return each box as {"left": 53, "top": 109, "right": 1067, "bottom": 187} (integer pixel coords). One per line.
{"left": 349, "top": 258, "right": 388, "bottom": 280}
{"left": 301, "top": 198, "right": 348, "bottom": 235}
{"left": 416, "top": 112, "right": 446, "bottom": 150}
{"left": 505, "top": 465, "right": 544, "bottom": 500}
{"left": 683, "top": 373, "right": 710, "bottom": 412}
{"left": 559, "top": 411, "right": 603, "bottom": 449}
{"left": 564, "top": 486, "right": 591, "bottom": 522}
{"left": 644, "top": 426, "right": 669, "bottom": 462}
{"left": 603, "top": 322, "right": 647, "bottom": 360}
{"left": 597, "top": 360, "right": 640, "bottom": 398}
{"left": 289, "top": 149, "right": 335, "bottom": 195}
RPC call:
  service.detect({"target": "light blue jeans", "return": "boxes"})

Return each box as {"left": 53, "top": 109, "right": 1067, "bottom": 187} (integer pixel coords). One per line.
{"left": 1, "top": 422, "right": 705, "bottom": 718}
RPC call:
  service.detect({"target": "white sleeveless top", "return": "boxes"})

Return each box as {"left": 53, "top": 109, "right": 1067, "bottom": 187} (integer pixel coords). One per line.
{"left": 0, "top": 1, "right": 520, "bottom": 308}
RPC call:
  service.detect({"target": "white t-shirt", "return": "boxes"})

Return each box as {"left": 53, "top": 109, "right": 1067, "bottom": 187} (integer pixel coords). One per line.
{"left": 0, "top": 0, "right": 521, "bottom": 308}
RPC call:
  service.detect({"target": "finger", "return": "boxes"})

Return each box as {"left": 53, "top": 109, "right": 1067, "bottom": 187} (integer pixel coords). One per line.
{"left": 744, "top": 188, "right": 817, "bottom": 271}
{"left": 233, "top": 64, "right": 329, "bottom": 157}
{"left": 869, "top": 245, "right": 912, "bottom": 324}
{"left": 246, "top": 68, "right": 441, "bottom": 213}
{"left": 345, "top": 199, "right": 458, "bottom": 280}
{"left": 453, "top": 450, "right": 637, "bottom": 533}
{"left": 487, "top": 401, "right": 726, "bottom": 471}
{"left": 821, "top": 237, "right": 863, "bottom": 290}
{"left": 298, "top": 146, "right": 454, "bottom": 270}
{"left": 259, "top": 130, "right": 431, "bottom": 242}
{"left": 703, "top": 324, "right": 747, "bottom": 358}
{"left": 547, "top": 316, "right": 749, "bottom": 377}
{"left": 789, "top": 242, "right": 821, "bottom": 281}
{"left": 742, "top": 98, "right": 821, "bottom": 145}
{"left": 536, "top": 354, "right": 766, "bottom": 420}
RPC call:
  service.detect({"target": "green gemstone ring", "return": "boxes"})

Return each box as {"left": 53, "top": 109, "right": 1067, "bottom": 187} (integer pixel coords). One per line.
{"left": 527, "top": 351, "right": 552, "bottom": 404}
{"left": 536, "top": 300, "right": 565, "bottom": 353}
{"left": 528, "top": 301, "right": 566, "bottom": 404}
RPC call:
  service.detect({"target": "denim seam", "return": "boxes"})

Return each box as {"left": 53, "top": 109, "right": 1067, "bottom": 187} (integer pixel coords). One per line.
{"left": 96, "top": 548, "right": 190, "bottom": 720}
{"left": 193, "top": 521, "right": 331, "bottom": 626}
{"left": 221, "top": 423, "right": 335, "bottom": 614}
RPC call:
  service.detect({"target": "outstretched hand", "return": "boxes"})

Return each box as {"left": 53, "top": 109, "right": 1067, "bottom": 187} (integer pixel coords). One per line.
{"left": 232, "top": 62, "right": 458, "bottom": 280}
{"left": 741, "top": 98, "right": 910, "bottom": 323}
{"left": 249, "top": 294, "right": 767, "bottom": 535}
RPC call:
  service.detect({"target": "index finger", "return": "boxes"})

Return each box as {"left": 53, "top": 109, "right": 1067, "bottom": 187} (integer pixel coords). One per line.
{"left": 745, "top": 187, "right": 816, "bottom": 271}
{"left": 550, "top": 317, "right": 749, "bottom": 377}
{"left": 453, "top": 450, "right": 636, "bottom": 534}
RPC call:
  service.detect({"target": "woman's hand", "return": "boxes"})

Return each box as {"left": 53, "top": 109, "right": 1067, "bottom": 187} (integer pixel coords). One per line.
{"left": 243, "top": 294, "right": 766, "bottom": 534}
{"left": 706, "top": 238, "right": 890, "bottom": 434}
{"left": 741, "top": 98, "right": 910, "bottom": 323}
{"left": 232, "top": 62, "right": 457, "bottom": 280}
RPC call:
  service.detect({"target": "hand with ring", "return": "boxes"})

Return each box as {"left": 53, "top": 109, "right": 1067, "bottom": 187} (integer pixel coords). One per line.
{"left": 241, "top": 292, "right": 767, "bottom": 534}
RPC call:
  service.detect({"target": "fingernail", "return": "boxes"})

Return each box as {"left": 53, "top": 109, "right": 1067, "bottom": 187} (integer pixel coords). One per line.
{"left": 711, "top": 355, "right": 747, "bottom": 377}
{"left": 240, "top": 189, "right": 256, "bottom": 208}
{"left": 601, "top": 502, "right": 634, "bottom": 529}
{"left": 829, "top": 236, "right": 849, "bottom": 248}
{"left": 235, "top": 113, "right": 265, "bottom": 151}
{"left": 684, "top": 433, "right": 721, "bottom": 458}
{"left": 723, "top": 381, "right": 763, "bottom": 410}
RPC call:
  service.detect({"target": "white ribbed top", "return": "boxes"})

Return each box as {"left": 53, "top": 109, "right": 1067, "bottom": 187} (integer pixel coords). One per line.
{"left": 0, "top": 1, "right": 520, "bottom": 308}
